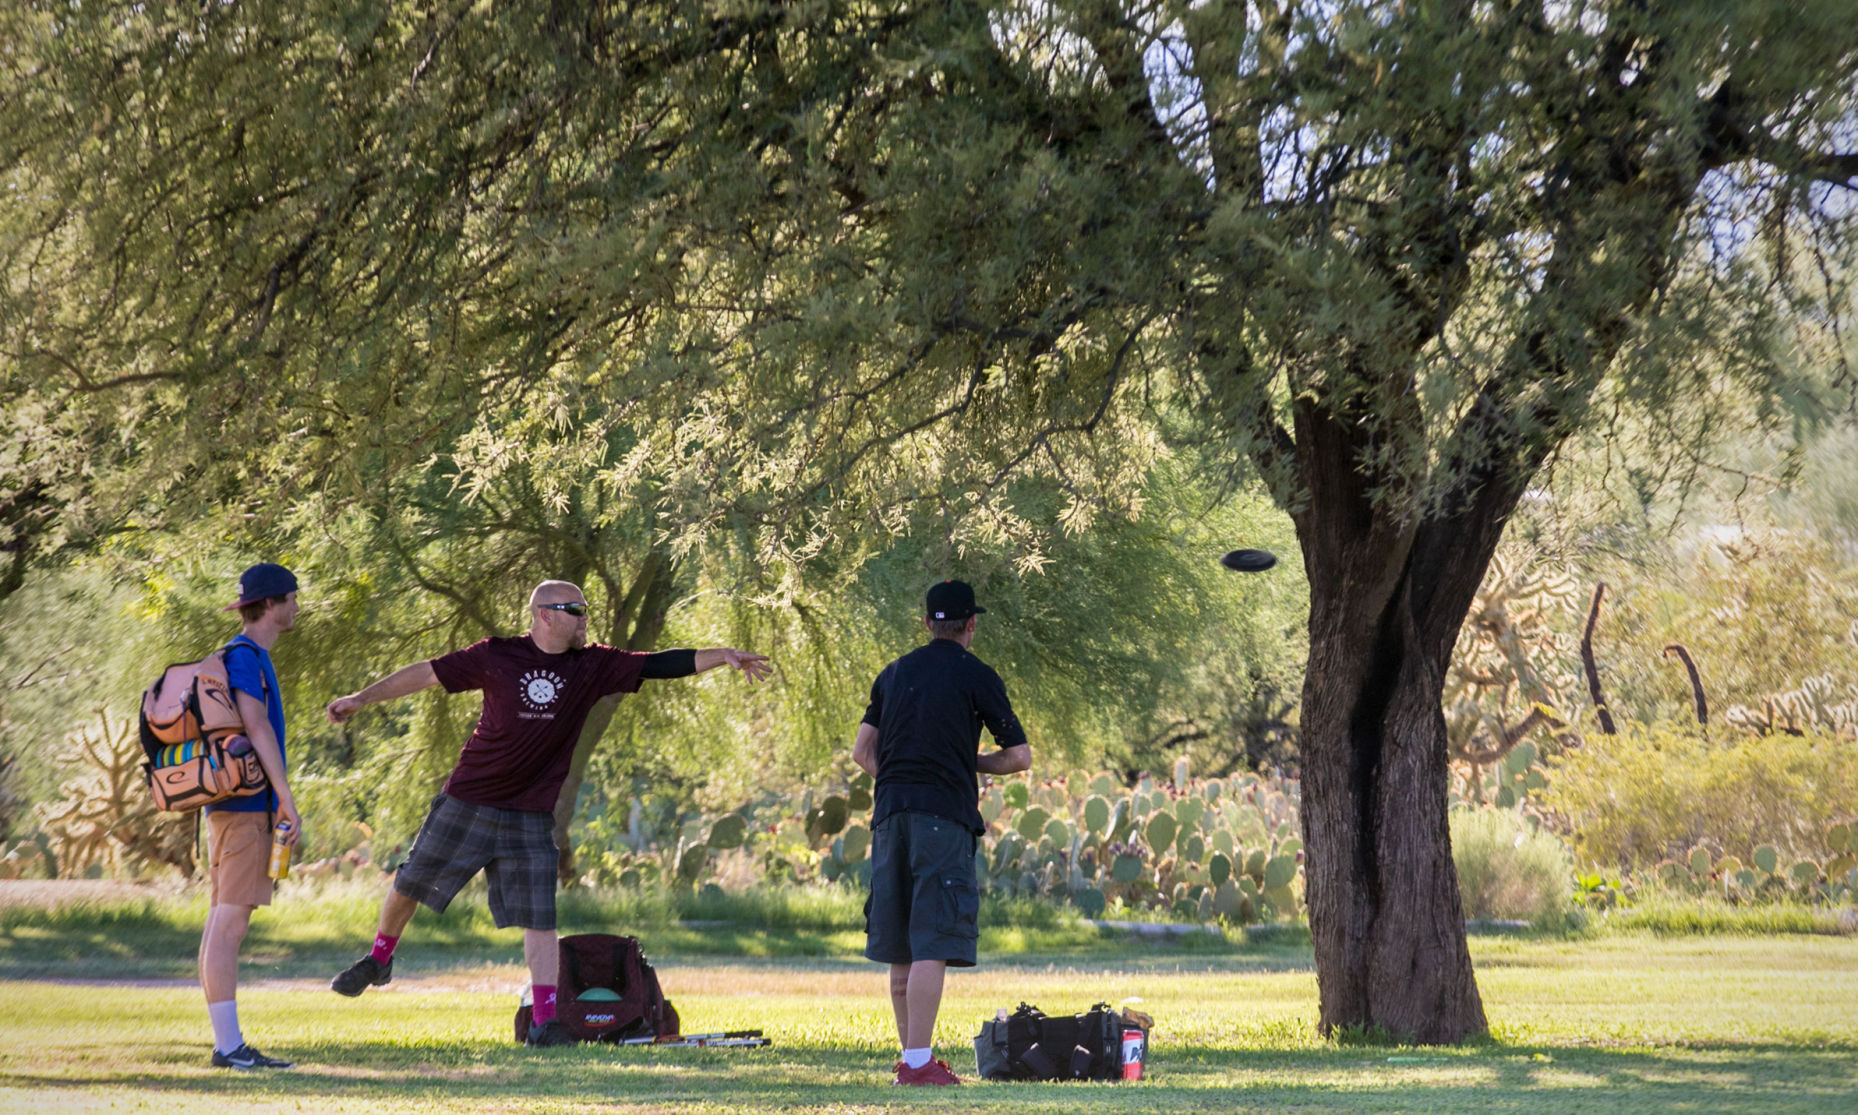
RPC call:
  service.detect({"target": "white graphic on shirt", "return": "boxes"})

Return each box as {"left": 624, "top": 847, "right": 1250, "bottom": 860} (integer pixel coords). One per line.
{"left": 519, "top": 669, "right": 565, "bottom": 712}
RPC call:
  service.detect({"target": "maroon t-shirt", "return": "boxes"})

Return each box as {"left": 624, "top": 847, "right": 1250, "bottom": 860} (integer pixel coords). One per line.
{"left": 430, "top": 636, "right": 647, "bottom": 813}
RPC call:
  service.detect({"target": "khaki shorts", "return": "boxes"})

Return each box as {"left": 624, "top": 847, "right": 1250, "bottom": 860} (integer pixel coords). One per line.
{"left": 207, "top": 810, "right": 274, "bottom": 908}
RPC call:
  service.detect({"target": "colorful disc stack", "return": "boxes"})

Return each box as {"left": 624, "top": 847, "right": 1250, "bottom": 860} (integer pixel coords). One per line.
{"left": 155, "top": 740, "right": 213, "bottom": 767}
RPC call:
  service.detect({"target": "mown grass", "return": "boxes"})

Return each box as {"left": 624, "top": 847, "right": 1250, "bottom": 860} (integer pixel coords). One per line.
{"left": 3, "top": 880, "right": 1857, "bottom": 1111}
{"left": 3, "top": 934, "right": 1856, "bottom": 1113}
{"left": 0, "top": 878, "right": 1178, "bottom": 980}
{"left": 4, "top": 875, "right": 1852, "bottom": 982}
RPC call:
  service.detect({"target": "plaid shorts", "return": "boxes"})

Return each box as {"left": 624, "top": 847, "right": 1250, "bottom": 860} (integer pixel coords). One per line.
{"left": 393, "top": 793, "right": 559, "bottom": 930}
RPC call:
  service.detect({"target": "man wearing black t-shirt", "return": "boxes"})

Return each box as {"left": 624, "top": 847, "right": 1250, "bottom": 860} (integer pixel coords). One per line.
{"left": 852, "top": 579, "right": 1031, "bottom": 1086}
{"left": 322, "top": 580, "right": 770, "bottom": 1046}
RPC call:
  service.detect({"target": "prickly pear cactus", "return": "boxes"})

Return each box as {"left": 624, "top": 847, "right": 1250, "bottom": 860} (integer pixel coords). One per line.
{"left": 567, "top": 764, "right": 1311, "bottom": 923}
{"left": 966, "top": 763, "right": 1306, "bottom": 924}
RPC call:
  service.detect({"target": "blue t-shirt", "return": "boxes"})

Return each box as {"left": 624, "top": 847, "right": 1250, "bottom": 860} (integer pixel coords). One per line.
{"left": 205, "top": 635, "right": 283, "bottom": 814}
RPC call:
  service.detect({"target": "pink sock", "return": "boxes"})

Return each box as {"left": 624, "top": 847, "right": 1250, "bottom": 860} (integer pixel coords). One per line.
{"left": 371, "top": 933, "right": 399, "bottom": 964}
{"left": 533, "top": 985, "right": 558, "bottom": 1025}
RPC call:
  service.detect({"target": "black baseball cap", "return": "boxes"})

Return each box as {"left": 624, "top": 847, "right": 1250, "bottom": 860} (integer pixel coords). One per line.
{"left": 925, "top": 579, "right": 986, "bottom": 621}
{"left": 224, "top": 562, "right": 299, "bottom": 611}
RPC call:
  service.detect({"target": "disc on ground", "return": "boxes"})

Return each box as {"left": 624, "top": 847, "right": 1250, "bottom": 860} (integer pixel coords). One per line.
{"left": 1220, "top": 548, "right": 1278, "bottom": 572}
{"left": 576, "top": 987, "right": 623, "bottom": 1001}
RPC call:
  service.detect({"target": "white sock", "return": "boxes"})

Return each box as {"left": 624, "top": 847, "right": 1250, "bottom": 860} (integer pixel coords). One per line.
{"left": 208, "top": 999, "right": 243, "bottom": 1054}
{"left": 903, "top": 1047, "right": 932, "bottom": 1069}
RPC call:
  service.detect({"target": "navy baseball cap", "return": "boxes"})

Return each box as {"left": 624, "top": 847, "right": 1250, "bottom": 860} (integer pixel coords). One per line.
{"left": 225, "top": 563, "right": 299, "bottom": 611}
{"left": 925, "top": 579, "right": 986, "bottom": 621}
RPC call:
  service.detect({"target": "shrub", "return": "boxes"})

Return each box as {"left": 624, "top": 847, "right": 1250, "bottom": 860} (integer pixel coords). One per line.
{"left": 1450, "top": 807, "right": 1573, "bottom": 925}
{"left": 1539, "top": 723, "right": 1858, "bottom": 871}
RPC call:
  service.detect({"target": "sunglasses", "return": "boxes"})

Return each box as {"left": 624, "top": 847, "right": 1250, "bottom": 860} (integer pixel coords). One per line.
{"left": 536, "top": 602, "right": 589, "bottom": 617}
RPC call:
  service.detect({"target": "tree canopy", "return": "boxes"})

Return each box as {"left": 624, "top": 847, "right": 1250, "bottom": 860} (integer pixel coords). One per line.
{"left": 4, "top": 0, "right": 1855, "bottom": 1042}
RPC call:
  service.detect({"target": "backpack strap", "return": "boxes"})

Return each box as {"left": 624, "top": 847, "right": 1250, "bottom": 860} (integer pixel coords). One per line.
{"left": 613, "top": 937, "right": 631, "bottom": 995}
{"left": 221, "top": 640, "right": 269, "bottom": 699}
{"left": 1005, "top": 1004, "right": 1047, "bottom": 1079}
{"left": 220, "top": 640, "right": 279, "bottom": 813}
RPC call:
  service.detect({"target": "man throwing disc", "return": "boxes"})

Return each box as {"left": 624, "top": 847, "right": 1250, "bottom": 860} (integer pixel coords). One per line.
{"left": 324, "top": 580, "right": 771, "bottom": 1046}
{"left": 853, "top": 579, "right": 1031, "bottom": 1085}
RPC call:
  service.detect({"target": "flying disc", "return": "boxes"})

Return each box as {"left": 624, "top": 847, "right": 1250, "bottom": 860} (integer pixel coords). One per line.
{"left": 577, "top": 987, "right": 622, "bottom": 1002}
{"left": 1220, "top": 548, "right": 1278, "bottom": 573}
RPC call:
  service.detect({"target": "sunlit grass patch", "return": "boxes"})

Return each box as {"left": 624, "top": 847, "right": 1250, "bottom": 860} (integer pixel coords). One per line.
{"left": 3, "top": 934, "right": 1857, "bottom": 1113}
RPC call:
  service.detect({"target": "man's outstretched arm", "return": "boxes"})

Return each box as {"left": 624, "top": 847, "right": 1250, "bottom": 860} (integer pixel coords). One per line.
{"left": 642, "top": 647, "right": 773, "bottom": 682}
{"left": 693, "top": 647, "right": 772, "bottom": 681}
{"left": 326, "top": 661, "right": 440, "bottom": 723}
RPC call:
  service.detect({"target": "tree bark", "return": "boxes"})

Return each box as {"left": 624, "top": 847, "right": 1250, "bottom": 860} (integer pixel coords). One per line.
{"left": 551, "top": 548, "right": 679, "bottom": 884}
{"left": 1287, "top": 397, "right": 1522, "bottom": 1044}
{"left": 1297, "top": 546, "right": 1493, "bottom": 1042}
{"left": 1582, "top": 584, "right": 1618, "bottom": 735}
{"left": 1662, "top": 644, "right": 1707, "bottom": 727}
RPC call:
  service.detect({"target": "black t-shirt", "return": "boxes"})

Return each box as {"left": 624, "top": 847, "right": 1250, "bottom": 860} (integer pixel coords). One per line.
{"left": 863, "top": 638, "right": 1028, "bottom": 834}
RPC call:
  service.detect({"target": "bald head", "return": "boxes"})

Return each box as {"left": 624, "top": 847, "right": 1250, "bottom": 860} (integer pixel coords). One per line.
{"left": 527, "top": 580, "right": 589, "bottom": 652}
{"left": 529, "top": 580, "right": 584, "bottom": 609}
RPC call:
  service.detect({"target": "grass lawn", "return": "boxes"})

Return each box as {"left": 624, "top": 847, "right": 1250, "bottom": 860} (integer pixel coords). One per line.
{"left": 2, "top": 882, "right": 1856, "bottom": 1112}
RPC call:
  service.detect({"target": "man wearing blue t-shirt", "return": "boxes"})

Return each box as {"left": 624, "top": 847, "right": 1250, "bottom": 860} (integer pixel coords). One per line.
{"left": 199, "top": 562, "right": 303, "bottom": 1071}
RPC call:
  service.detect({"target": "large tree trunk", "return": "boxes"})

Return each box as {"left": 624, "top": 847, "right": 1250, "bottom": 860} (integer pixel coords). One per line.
{"left": 1288, "top": 399, "right": 1530, "bottom": 1044}
{"left": 552, "top": 548, "right": 678, "bottom": 884}
{"left": 1299, "top": 575, "right": 1486, "bottom": 1043}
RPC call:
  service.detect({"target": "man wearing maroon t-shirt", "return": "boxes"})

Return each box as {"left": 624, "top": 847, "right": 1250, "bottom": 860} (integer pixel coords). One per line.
{"left": 322, "top": 580, "right": 770, "bottom": 1046}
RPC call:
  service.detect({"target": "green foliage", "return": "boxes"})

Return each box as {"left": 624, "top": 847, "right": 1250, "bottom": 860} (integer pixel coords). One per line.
{"left": 1580, "top": 533, "right": 1858, "bottom": 732}
{"left": 557, "top": 763, "right": 1309, "bottom": 926}
{"left": 974, "top": 765, "right": 1305, "bottom": 924}
{"left": 1540, "top": 724, "right": 1858, "bottom": 871}
{"left": 1595, "top": 893, "right": 1858, "bottom": 937}
{"left": 5, "top": 0, "right": 1857, "bottom": 1043}
{"left": 1449, "top": 808, "right": 1575, "bottom": 927}
{"left": 1635, "top": 819, "right": 1858, "bottom": 909}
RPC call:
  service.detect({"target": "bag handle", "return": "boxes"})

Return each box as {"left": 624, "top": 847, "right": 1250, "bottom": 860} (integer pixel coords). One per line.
{"left": 1018, "top": 1042, "right": 1057, "bottom": 1080}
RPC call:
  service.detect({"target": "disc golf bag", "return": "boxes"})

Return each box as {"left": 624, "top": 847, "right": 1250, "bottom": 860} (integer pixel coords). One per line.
{"left": 973, "top": 1001, "right": 1148, "bottom": 1081}
{"left": 512, "top": 934, "right": 681, "bottom": 1043}
{"left": 139, "top": 642, "right": 269, "bottom": 811}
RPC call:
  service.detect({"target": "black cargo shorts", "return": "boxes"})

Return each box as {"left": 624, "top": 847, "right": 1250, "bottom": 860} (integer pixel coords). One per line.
{"left": 863, "top": 811, "right": 979, "bottom": 967}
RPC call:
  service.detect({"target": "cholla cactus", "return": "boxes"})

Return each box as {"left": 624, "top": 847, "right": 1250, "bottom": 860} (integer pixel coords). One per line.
{"left": 1445, "top": 552, "right": 1583, "bottom": 801}
{"left": 34, "top": 710, "right": 197, "bottom": 878}
{"left": 1723, "top": 676, "right": 1858, "bottom": 739}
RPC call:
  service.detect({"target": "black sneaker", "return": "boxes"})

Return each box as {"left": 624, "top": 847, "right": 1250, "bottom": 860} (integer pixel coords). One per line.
{"left": 526, "top": 1019, "right": 576, "bottom": 1048}
{"left": 331, "top": 954, "right": 392, "bottom": 997}
{"left": 212, "top": 1043, "right": 295, "bottom": 1070}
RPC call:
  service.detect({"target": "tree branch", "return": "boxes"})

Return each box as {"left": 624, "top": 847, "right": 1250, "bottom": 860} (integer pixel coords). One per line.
{"left": 1744, "top": 136, "right": 1858, "bottom": 189}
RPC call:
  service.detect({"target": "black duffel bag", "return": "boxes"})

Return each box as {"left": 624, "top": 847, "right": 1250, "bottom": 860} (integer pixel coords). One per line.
{"left": 973, "top": 1002, "right": 1147, "bottom": 1081}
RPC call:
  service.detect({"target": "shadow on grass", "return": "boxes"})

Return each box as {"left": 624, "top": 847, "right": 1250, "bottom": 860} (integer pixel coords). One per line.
{"left": 7, "top": 1039, "right": 1855, "bottom": 1112}
{"left": 1, "top": 903, "right": 1311, "bottom": 981}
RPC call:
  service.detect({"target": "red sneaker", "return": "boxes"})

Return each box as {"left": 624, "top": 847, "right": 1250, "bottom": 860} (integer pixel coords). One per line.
{"left": 894, "top": 1058, "right": 964, "bottom": 1086}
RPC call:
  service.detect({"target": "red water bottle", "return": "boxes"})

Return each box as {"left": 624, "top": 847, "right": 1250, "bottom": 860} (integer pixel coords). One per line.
{"left": 1120, "top": 1026, "right": 1146, "bottom": 1080}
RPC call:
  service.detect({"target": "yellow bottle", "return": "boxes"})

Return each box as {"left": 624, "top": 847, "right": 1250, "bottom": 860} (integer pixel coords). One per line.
{"left": 267, "top": 821, "right": 293, "bottom": 880}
